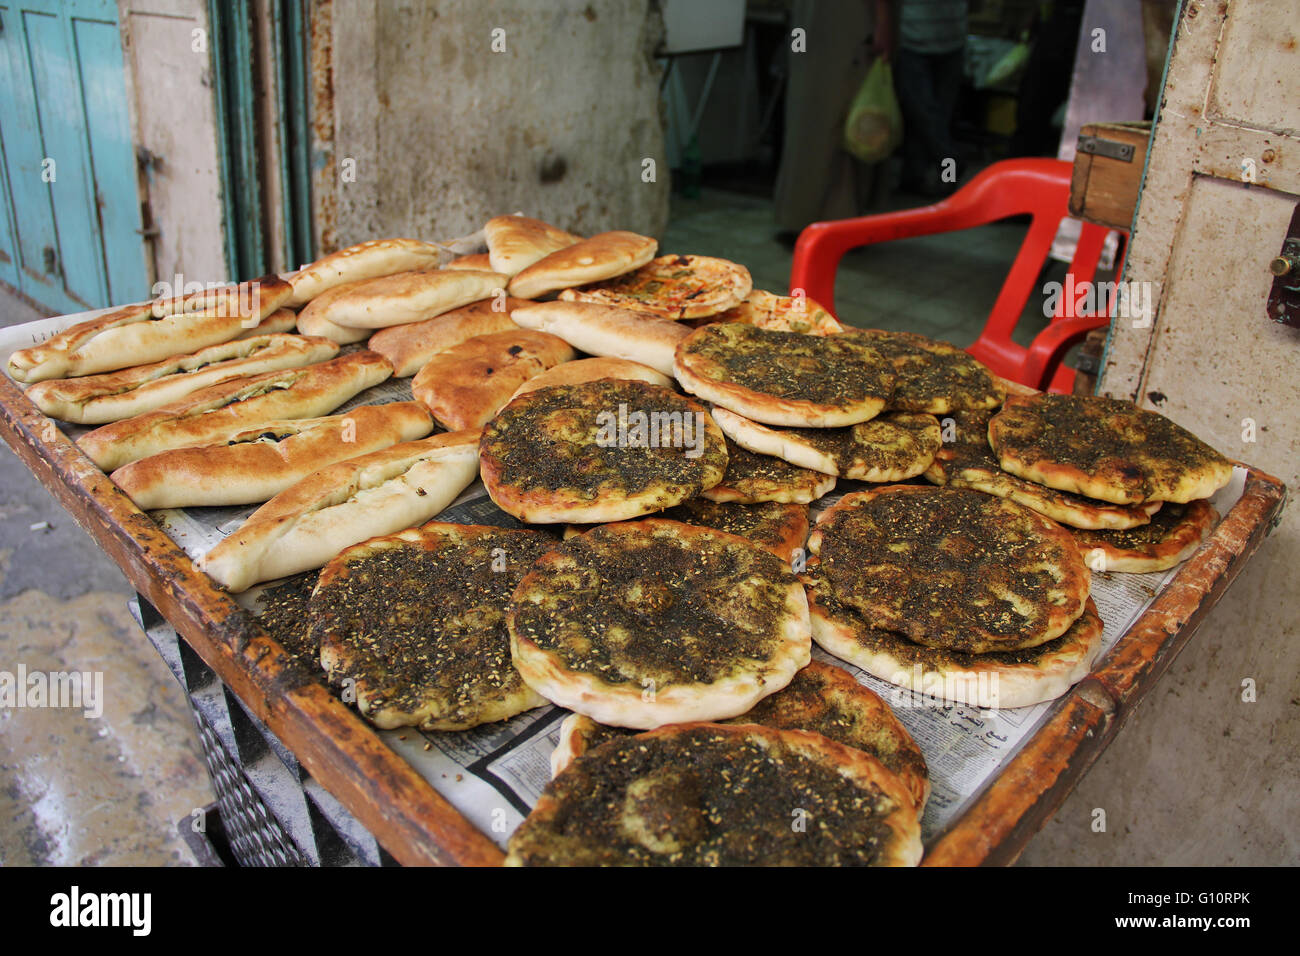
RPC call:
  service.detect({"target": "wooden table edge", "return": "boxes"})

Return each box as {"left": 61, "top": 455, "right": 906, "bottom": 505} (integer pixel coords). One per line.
{"left": 0, "top": 373, "right": 505, "bottom": 866}
{"left": 923, "top": 465, "right": 1286, "bottom": 866}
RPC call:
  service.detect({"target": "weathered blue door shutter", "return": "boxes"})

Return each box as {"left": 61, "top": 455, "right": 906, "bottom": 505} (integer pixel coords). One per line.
{"left": 0, "top": 0, "right": 150, "bottom": 314}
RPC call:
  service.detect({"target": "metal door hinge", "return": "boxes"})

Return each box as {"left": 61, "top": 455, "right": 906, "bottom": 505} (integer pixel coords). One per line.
{"left": 1077, "top": 135, "right": 1136, "bottom": 163}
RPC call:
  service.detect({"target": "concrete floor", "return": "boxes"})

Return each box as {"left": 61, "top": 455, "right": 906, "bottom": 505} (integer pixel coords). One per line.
{"left": 1, "top": 188, "right": 1291, "bottom": 866}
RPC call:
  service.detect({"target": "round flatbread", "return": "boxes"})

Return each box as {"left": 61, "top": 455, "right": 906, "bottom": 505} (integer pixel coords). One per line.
{"left": 508, "top": 519, "right": 811, "bottom": 728}
{"left": 1071, "top": 499, "right": 1217, "bottom": 573}
{"left": 926, "top": 409, "right": 1163, "bottom": 530}
{"left": 805, "top": 560, "right": 1106, "bottom": 709}
{"left": 507, "top": 722, "right": 922, "bottom": 866}
{"left": 658, "top": 498, "right": 809, "bottom": 564}
{"left": 707, "top": 289, "right": 845, "bottom": 335}
{"left": 674, "top": 323, "right": 896, "bottom": 427}
{"left": 701, "top": 441, "right": 836, "bottom": 504}
{"left": 507, "top": 231, "right": 657, "bottom": 300}
{"left": 559, "top": 254, "right": 752, "bottom": 319}
{"left": 988, "top": 393, "right": 1234, "bottom": 505}
{"left": 712, "top": 405, "right": 940, "bottom": 481}
{"left": 840, "top": 329, "right": 1003, "bottom": 414}
{"left": 479, "top": 379, "right": 727, "bottom": 523}
{"left": 809, "top": 485, "right": 1091, "bottom": 653}
{"left": 312, "top": 523, "right": 553, "bottom": 731}
{"left": 549, "top": 661, "right": 929, "bottom": 810}
{"left": 411, "top": 329, "right": 576, "bottom": 430}
{"left": 508, "top": 356, "right": 672, "bottom": 402}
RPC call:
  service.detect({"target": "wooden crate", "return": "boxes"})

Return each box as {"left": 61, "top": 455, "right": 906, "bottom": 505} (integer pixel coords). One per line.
{"left": 1070, "top": 122, "right": 1152, "bottom": 231}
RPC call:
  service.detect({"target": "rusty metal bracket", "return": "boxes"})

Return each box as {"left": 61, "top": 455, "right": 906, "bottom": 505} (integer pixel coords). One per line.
{"left": 1077, "top": 134, "right": 1136, "bottom": 163}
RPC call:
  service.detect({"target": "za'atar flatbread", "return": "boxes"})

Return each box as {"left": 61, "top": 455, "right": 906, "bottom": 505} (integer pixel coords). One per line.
{"left": 674, "top": 323, "right": 895, "bottom": 427}
{"left": 508, "top": 519, "right": 811, "bottom": 728}
{"left": 809, "top": 485, "right": 1091, "bottom": 654}
{"left": 988, "top": 393, "right": 1234, "bottom": 504}
{"left": 559, "top": 254, "right": 752, "bottom": 319}
{"left": 479, "top": 379, "right": 728, "bottom": 524}
{"left": 507, "top": 722, "right": 922, "bottom": 866}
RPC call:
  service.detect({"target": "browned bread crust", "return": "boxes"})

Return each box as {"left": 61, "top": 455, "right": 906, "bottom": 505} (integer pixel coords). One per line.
{"left": 411, "top": 329, "right": 576, "bottom": 429}
{"left": 507, "top": 231, "right": 657, "bottom": 299}
{"left": 109, "top": 401, "right": 433, "bottom": 510}
{"left": 77, "top": 350, "right": 393, "bottom": 471}
{"left": 8, "top": 275, "right": 293, "bottom": 382}
{"left": 369, "top": 296, "right": 529, "bottom": 377}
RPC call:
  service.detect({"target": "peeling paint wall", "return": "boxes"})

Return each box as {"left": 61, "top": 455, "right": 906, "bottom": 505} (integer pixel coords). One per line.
{"left": 320, "top": 0, "right": 670, "bottom": 250}
{"left": 117, "top": 0, "right": 228, "bottom": 286}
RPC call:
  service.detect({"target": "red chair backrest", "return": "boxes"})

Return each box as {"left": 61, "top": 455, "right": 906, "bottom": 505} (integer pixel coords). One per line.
{"left": 789, "top": 158, "right": 1126, "bottom": 391}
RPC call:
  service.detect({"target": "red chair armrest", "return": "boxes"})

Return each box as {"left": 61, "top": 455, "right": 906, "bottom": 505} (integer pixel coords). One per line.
{"left": 1022, "top": 314, "right": 1111, "bottom": 391}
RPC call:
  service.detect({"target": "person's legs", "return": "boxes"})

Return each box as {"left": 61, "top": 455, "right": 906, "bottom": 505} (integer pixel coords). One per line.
{"left": 895, "top": 49, "right": 942, "bottom": 191}
{"left": 773, "top": 0, "right": 874, "bottom": 233}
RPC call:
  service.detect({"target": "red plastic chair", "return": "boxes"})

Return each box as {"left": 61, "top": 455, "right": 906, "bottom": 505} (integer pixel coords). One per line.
{"left": 789, "top": 158, "right": 1126, "bottom": 393}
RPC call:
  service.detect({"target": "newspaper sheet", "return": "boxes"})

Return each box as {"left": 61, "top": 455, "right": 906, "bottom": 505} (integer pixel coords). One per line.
{"left": 0, "top": 313, "right": 1249, "bottom": 851}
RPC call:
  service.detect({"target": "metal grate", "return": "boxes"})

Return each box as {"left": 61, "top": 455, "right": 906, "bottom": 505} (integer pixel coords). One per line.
{"left": 131, "top": 594, "right": 394, "bottom": 867}
{"left": 192, "top": 707, "right": 305, "bottom": 867}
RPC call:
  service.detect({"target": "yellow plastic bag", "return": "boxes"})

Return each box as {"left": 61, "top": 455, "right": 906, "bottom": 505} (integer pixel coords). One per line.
{"left": 843, "top": 58, "right": 903, "bottom": 163}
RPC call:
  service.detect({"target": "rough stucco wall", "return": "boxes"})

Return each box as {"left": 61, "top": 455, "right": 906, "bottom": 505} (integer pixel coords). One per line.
{"left": 328, "top": 0, "right": 669, "bottom": 248}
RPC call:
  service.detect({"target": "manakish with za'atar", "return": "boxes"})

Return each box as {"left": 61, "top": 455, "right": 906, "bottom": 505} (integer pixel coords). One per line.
{"left": 506, "top": 722, "right": 922, "bottom": 866}
{"left": 550, "top": 660, "right": 930, "bottom": 812}
{"left": 803, "top": 558, "right": 1106, "bottom": 709}
{"left": 313, "top": 523, "right": 553, "bottom": 730}
{"left": 924, "top": 409, "right": 1163, "bottom": 530}
{"left": 988, "top": 393, "right": 1233, "bottom": 505}
{"left": 712, "top": 405, "right": 941, "bottom": 481}
{"left": 508, "top": 519, "right": 810, "bottom": 728}
{"left": 479, "top": 379, "right": 727, "bottom": 523}
{"left": 809, "top": 485, "right": 1091, "bottom": 654}
{"left": 674, "top": 323, "right": 895, "bottom": 427}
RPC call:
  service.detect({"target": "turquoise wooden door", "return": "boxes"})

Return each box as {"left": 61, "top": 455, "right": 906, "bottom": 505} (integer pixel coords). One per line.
{"left": 0, "top": 0, "right": 149, "bottom": 314}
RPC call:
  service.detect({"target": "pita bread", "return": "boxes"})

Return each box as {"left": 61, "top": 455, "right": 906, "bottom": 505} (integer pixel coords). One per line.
{"left": 286, "top": 238, "right": 445, "bottom": 307}
{"left": 484, "top": 215, "right": 582, "bottom": 276}
{"left": 198, "top": 430, "right": 482, "bottom": 592}
{"left": 25, "top": 333, "right": 339, "bottom": 425}
{"left": 8, "top": 275, "right": 293, "bottom": 383}
{"left": 507, "top": 231, "right": 657, "bottom": 299}
{"left": 109, "top": 401, "right": 434, "bottom": 509}
{"left": 510, "top": 300, "right": 689, "bottom": 376}
{"left": 237, "top": 308, "right": 298, "bottom": 338}
{"left": 296, "top": 279, "right": 379, "bottom": 344}
{"left": 368, "top": 296, "right": 528, "bottom": 377}
{"left": 411, "top": 329, "right": 577, "bottom": 429}
{"left": 308, "top": 269, "right": 508, "bottom": 330}
{"left": 508, "top": 356, "right": 671, "bottom": 402}
{"left": 708, "top": 289, "right": 845, "bottom": 335}
{"left": 77, "top": 350, "right": 393, "bottom": 471}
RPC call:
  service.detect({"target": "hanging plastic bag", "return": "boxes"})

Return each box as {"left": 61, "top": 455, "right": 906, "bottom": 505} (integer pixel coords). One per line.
{"left": 843, "top": 58, "right": 903, "bottom": 163}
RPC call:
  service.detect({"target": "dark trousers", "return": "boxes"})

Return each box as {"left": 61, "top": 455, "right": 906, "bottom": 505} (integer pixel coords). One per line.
{"left": 894, "top": 48, "right": 964, "bottom": 188}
